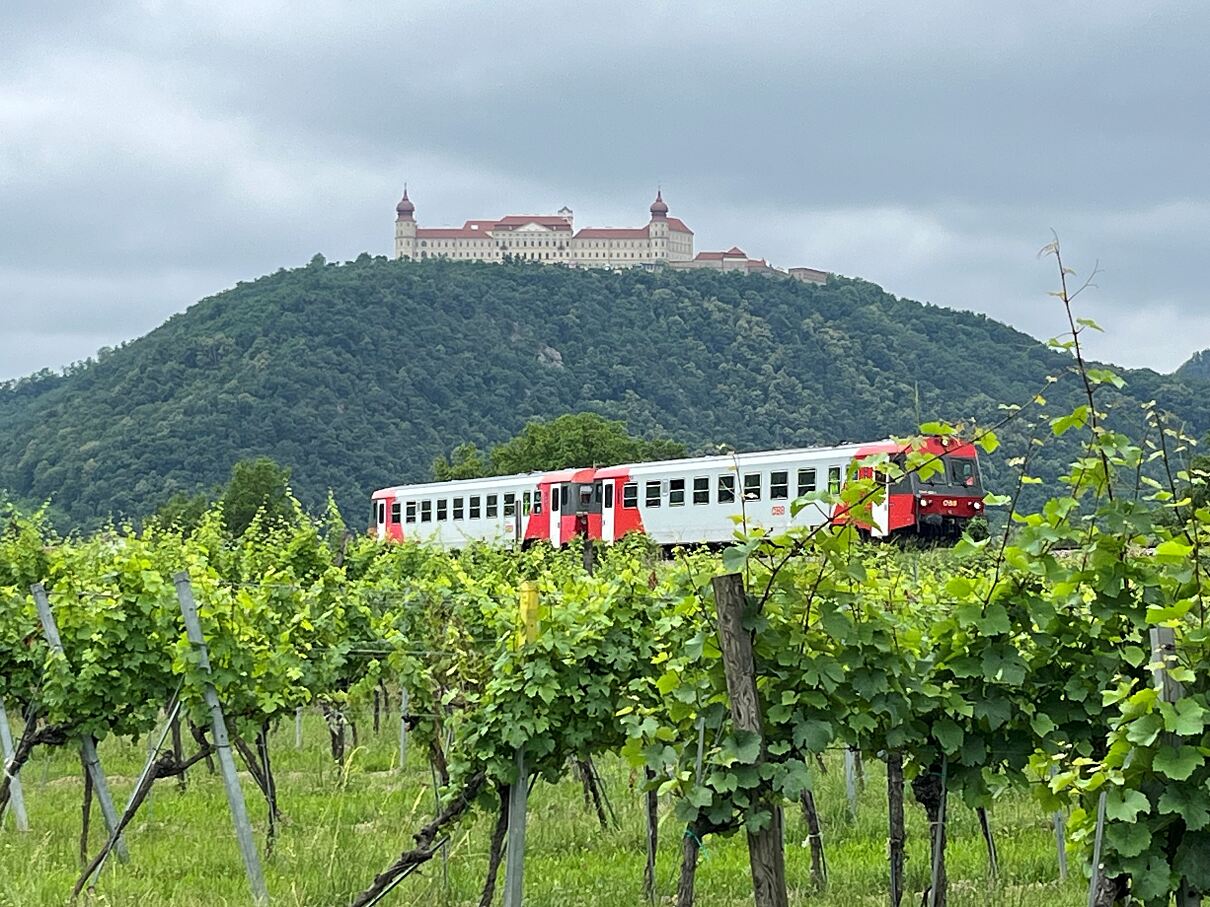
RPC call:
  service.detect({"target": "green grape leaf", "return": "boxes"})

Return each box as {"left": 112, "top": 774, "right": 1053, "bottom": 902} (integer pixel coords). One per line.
{"left": 1158, "top": 786, "right": 1210, "bottom": 831}
{"left": 719, "top": 730, "right": 762, "bottom": 766}
{"left": 1152, "top": 744, "right": 1204, "bottom": 781}
{"left": 1126, "top": 713, "right": 1163, "bottom": 747}
{"left": 1123, "top": 852, "right": 1174, "bottom": 902}
{"left": 975, "top": 603, "right": 1011, "bottom": 635}
{"left": 1160, "top": 699, "right": 1207, "bottom": 737}
{"left": 1154, "top": 537, "right": 1193, "bottom": 560}
{"left": 792, "top": 718, "right": 833, "bottom": 753}
{"left": 1105, "top": 820, "right": 1151, "bottom": 858}
{"left": 1174, "top": 831, "right": 1210, "bottom": 890}
{"left": 1104, "top": 788, "right": 1150, "bottom": 823}
{"left": 1029, "top": 712, "right": 1057, "bottom": 739}
{"left": 933, "top": 717, "right": 964, "bottom": 753}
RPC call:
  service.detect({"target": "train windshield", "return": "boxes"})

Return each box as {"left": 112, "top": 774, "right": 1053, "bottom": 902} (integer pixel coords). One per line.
{"left": 949, "top": 457, "right": 979, "bottom": 488}
{"left": 915, "top": 455, "right": 980, "bottom": 491}
{"left": 568, "top": 482, "right": 603, "bottom": 514}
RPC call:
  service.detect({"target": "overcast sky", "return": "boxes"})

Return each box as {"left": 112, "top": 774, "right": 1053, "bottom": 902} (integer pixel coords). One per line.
{"left": 2, "top": 1, "right": 1207, "bottom": 381}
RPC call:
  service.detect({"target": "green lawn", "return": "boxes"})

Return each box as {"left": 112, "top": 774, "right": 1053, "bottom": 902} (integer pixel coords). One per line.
{"left": 0, "top": 713, "right": 1085, "bottom": 906}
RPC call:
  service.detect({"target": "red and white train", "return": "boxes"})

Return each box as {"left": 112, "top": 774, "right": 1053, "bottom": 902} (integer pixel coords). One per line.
{"left": 371, "top": 437, "right": 985, "bottom": 548}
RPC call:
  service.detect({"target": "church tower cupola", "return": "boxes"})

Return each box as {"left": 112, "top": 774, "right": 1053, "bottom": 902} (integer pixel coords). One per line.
{"left": 649, "top": 189, "right": 669, "bottom": 219}
{"left": 396, "top": 185, "right": 415, "bottom": 221}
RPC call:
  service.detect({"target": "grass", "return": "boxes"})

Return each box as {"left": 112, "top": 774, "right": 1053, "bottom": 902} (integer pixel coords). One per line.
{"left": 0, "top": 712, "right": 1086, "bottom": 907}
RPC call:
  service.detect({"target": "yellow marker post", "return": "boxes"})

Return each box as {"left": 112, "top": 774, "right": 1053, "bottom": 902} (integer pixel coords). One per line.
{"left": 519, "top": 581, "right": 540, "bottom": 644}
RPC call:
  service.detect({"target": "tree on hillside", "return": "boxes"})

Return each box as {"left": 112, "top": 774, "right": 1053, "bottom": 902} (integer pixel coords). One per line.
{"left": 431, "top": 413, "right": 685, "bottom": 480}
{"left": 484, "top": 412, "right": 685, "bottom": 476}
{"left": 220, "top": 457, "right": 294, "bottom": 537}
{"left": 152, "top": 490, "right": 214, "bottom": 533}
{"left": 431, "top": 442, "right": 489, "bottom": 481}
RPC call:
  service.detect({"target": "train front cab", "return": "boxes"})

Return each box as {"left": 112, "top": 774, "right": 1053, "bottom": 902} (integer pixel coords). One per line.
{"left": 910, "top": 439, "right": 983, "bottom": 536}
{"left": 853, "top": 438, "right": 984, "bottom": 539}
{"left": 536, "top": 468, "right": 601, "bottom": 547}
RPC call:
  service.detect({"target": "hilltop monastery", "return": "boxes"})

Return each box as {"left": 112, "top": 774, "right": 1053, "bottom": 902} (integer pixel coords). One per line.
{"left": 393, "top": 188, "right": 827, "bottom": 283}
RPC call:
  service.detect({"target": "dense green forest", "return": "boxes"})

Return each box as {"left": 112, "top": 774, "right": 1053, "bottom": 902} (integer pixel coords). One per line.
{"left": 1, "top": 256, "right": 1206, "bottom": 529}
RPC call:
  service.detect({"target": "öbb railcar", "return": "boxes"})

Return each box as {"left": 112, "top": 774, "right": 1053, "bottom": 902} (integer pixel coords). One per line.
{"left": 370, "top": 437, "right": 984, "bottom": 548}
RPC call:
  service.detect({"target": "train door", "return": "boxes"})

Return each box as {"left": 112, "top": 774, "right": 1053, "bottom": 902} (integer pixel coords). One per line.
{"left": 600, "top": 479, "right": 615, "bottom": 542}
{"left": 871, "top": 473, "right": 890, "bottom": 538}
{"left": 374, "top": 499, "right": 386, "bottom": 540}
{"left": 548, "top": 483, "right": 566, "bottom": 547}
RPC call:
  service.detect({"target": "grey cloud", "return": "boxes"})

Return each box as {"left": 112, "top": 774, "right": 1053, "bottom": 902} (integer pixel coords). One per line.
{"left": 1, "top": 0, "right": 1207, "bottom": 380}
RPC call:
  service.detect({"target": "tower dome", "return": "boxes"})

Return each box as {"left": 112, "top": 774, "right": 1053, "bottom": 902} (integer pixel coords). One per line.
{"left": 396, "top": 186, "right": 415, "bottom": 220}
{"left": 649, "top": 189, "right": 669, "bottom": 219}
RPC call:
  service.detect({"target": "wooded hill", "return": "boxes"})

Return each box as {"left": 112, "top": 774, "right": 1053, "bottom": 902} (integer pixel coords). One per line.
{"left": 2, "top": 255, "right": 1207, "bottom": 528}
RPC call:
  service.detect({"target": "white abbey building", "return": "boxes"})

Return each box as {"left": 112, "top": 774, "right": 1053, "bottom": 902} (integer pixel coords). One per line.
{"left": 394, "top": 189, "right": 694, "bottom": 268}
{"left": 392, "top": 187, "right": 829, "bottom": 283}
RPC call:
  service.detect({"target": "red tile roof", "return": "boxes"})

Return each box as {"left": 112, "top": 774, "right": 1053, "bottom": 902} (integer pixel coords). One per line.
{"left": 695, "top": 246, "right": 747, "bottom": 261}
{"left": 493, "top": 215, "right": 573, "bottom": 230}
{"left": 416, "top": 227, "right": 497, "bottom": 239}
{"left": 574, "top": 227, "right": 652, "bottom": 239}
{"left": 666, "top": 217, "right": 693, "bottom": 235}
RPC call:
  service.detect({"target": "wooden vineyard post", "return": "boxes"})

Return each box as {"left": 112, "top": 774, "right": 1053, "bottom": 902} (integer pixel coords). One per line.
{"left": 1049, "top": 765, "right": 1068, "bottom": 881}
{"left": 1087, "top": 789, "right": 1108, "bottom": 907}
{"left": 887, "top": 751, "right": 905, "bottom": 907}
{"left": 1150, "top": 626, "right": 1202, "bottom": 907}
{"left": 504, "top": 581, "right": 539, "bottom": 907}
{"left": 644, "top": 768, "right": 658, "bottom": 901}
{"left": 844, "top": 749, "right": 859, "bottom": 822}
{"left": 399, "top": 688, "right": 409, "bottom": 771}
{"left": 30, "top": 583, "right": 129, "bottom": 862}
{"left": 0, "top": 700, "right": 29, "bottom": 832}
{"left": 503, "top": 746, "right": 528, "bottom": 907}
{"left": 174, "top": 573, "right": 269, "bottom": 906}
{"left": 711, "top": 573, "right": 789, "bottom": 907}
{"left": 927, "top": 759, "right": 948, "bottom": 907}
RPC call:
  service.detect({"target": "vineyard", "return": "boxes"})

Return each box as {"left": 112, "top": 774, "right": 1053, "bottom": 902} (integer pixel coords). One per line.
{"left": 3, "top": 263, "right": 1210, "bottom": 907}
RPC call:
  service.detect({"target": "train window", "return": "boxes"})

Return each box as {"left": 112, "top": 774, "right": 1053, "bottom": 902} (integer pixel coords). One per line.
{"left": 376, "top": 502, "right": 385, "bottom": 524}
{"left": 623, "top": 482, "right": 638, "bottom": 508}
{"left": 469, "top": 496, "right": 481, "bottom": 519}
{"left": 406, "top": 501, "right": 417, "bottom": 523}
{"left": 797, "top": 468, "right": 817, "bottom": 497}
{"left": 533, "top": 489, "right": 542, "bottom": 514}
{"left": 645, "top": 481, "right": 662, "bottom": 507}
{"left": 669, "top": 478, "right": 685, "bottom": 506}
{"left": 453, "top": 497, "right": 464, "bottom": 520}
{"left": 744, "top": 473, "right": 762, "bottom": 501}
{"left": 391, "top": 503, "right": 401, "bottom": 523}
{"left": 504, "top": 493, "right": 516, "bottom": 517}
{"left": 951, "top": 458, "right": 977, "bottom": 486}
{"left": 420, "top": 500, "right": 432, "bottom": 523}
{"left": 437, "top": 499, "right": 448, "bottom": 521}
{"left": 693, "top": 476, "right": 709, "bottom": 504}
{"left": 828, "top": 466, "right": 842, "bottom": 494}
{"left": 560, "top": 486, "right": 569, "bottom": 509}
{"left": 486, "top": 494, "right": 498, "bottom": 518}
{"left": 718, "top": 475, "right": 736, "bottom": 503}
{"left": 551, "top": 488, "right": 559, "bottom": 512}
{"left": 523, "top": 491, "right": 531, "bottom": 515}
{"left": 770, "top": 471, "right": 789, "bottom": 500}
{"left": 604, "top": 483, "right": 614, "bottom": 508}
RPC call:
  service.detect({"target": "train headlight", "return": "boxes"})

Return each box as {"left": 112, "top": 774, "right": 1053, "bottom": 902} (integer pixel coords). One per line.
{"left": 918, "top": 496, "right": 929, "bottom": 507}
{"left": 973, "top": 501, "right": 983, "bottom": 511}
